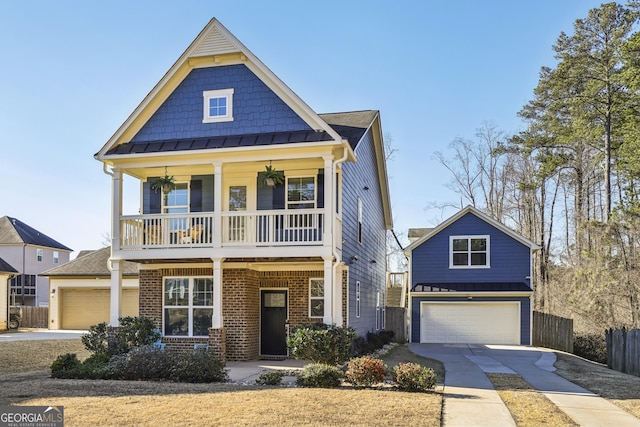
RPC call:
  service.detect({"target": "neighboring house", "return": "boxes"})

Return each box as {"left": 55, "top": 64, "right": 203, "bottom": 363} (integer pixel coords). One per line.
{"left": 42, "top": 247, "right": 139, "bottom": 330}
{"left": 406, "top": 206, "right": 540, "bottom": 345}
{"left": 0, "top": 257, "right": 18, "bottom": 331}
{"left": 94, "top": 19, "right": 392, "bottom": 361}
{"left": 0, "top": 216, "right": 72, "bottom": 307}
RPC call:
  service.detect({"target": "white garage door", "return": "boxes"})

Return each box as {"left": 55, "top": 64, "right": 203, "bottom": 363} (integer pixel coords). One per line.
{"left": 420, "top": 302, "right": 520, "bottom": 344}
{"left": 61, "top": 289, "right": 139, "bottom": 330}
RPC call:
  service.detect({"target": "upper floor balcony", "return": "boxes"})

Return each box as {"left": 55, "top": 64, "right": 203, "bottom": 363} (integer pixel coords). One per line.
{"left": 108, "top": 153, "right": 344, "bottom": 262}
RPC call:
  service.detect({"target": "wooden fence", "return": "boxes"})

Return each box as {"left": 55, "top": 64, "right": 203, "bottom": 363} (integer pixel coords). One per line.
{"left": 532, "top": 311, "right": 574, "bottom": 353}
{"left": 606, "top": 328, "right": 640, "bottom": 377}
{"left": 14, "top": 306, "right": 49, "bottom": 328}
{"left": 385, "top": 307, "right": 407, "bottom": 343}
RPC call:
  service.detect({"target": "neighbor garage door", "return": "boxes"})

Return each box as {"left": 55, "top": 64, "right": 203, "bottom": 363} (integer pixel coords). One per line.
{"left": 61, "top": 289, "right": 139, "bottom": 330}
{"left": 420, "top": 302, "right": 520, "bottom": 344}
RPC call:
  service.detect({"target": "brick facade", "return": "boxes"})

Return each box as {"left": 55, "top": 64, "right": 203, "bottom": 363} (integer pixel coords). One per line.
{"left": 139, "top": 265, "right": 347, "bottom": 361}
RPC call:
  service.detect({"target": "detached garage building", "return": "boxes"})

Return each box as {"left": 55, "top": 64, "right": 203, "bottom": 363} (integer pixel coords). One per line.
{"left": 42, "top": 247, "right": 139, "bottom": 330}
{"left": 406, "top": 206, "right": 540, "bottom": 346}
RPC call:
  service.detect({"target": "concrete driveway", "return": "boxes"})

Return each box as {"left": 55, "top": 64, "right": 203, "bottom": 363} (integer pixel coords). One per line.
{"left": 0, "top": 329, "right": 85, "bottom": 341}
{"left": 410, "top": 343, "right": 640, "bottom": 427}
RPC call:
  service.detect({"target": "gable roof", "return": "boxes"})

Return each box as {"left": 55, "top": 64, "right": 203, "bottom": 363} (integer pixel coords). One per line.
{"left": 0, "top": 257, "right": 17, "bottom": 274}
{"left": 405, "top": 205, "right": 540, "bottom": 253}
{"left": 41, "top": 246, "right": 138, "bottom": 277}
{"left": 95, "top": 18, "right": 347, "bottom": 160}
{"left": 0, "top": 216, "right": 72, "bottom": 252}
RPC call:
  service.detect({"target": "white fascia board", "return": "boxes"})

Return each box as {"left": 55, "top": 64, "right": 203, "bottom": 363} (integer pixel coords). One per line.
{"left": 405, "top": 205, "right": 540, "bottom": 252}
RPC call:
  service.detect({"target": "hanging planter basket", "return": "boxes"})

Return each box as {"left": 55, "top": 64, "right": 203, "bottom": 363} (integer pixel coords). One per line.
{"left": 152, "top": 171, "right": 176, "bottom": 194}
{"left": 262, "top": 164, "right": 284, "bottom": 187}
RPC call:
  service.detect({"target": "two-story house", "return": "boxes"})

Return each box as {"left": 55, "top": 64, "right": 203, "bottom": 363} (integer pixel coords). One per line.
{"left": 0, "top": 216, "right": 72, "bottom": 307}
{"left": 406, "top": 206, "right": 539, "bottom": 346}
{"left": 95, "top": 19, "right": 392, "bottom": 361}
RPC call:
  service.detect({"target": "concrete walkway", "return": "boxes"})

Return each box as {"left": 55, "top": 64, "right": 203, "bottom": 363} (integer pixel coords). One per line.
{"left": 226, "top": 359, "right": 307, "bottom": 383}
{"left": 410, "top": 343, "right": 640, "bottom": 427}
{"left": 0, "top": 328, "right": 86, "bottom": 341}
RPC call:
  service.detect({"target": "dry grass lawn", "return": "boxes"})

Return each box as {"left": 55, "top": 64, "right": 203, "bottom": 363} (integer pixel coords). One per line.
{"left": 0, "top": 339, "right": 443, "bottom": 427}
{"left": 487, "top": 373, "right": 578, "bottom": 427}
{"left": 553, "top": 351, "right": 640, "bottom": 419}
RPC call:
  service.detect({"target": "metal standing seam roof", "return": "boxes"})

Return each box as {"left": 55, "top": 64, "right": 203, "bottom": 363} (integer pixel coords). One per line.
{"left": 0, "top": 216, "right": 72, "bottom": 252}
{"left": 411, "top": 282, "right": 532, "bottom": 293}
{"left": 0, "top": 257, "right": 17, "bottom": 273}
{"left": 41, "top": 246, "right": 139, "bottom": 277}
{"left": 102, "top": 110, "right": 379, "bottom": 156}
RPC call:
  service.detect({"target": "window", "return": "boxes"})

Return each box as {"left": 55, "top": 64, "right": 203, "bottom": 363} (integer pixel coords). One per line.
{"left": 357, "top": 198, "right": 363, "bottom": 244}
{"left": 450, "top": 235, "right": 490, "bottom": 268}
{"left": 53, "top": 251, "right": 59, "bottom": 264}
{"left": 163, "top": 277, "right": 213, "bottom": 337}
{"left": 287, "top": 177, "right": 316, "bottom": 209}
{"left": 163, "top": 182, "right": 190, "bottom": 233}
{"left": 10, "top": 274, "right": 36, "bottom": 295}
{"left": 309, "top": 278, "right": 324, "bottom": 318}
{"left": 36, "top": 249, "right": 43, "bottom": 262}
{"left": 203, "top": 88, "right": 234, "bottom": 123}
{"left": 376, "top": 289, "right": 380, "bottom": 330}
{"left": 355, "top": 281, "right": 361, "bottom": 318}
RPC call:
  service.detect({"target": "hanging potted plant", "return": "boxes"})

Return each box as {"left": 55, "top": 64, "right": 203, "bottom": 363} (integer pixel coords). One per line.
{"left": 262, "top": 164, "right": 284, "bottom": 187}
{"left": 152, "top": 170, "right": 176, "bottom": 194}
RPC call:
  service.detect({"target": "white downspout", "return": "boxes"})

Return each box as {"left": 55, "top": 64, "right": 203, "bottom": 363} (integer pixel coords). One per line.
{"left": 331, "top": 141, "right": 350, "bottom": 326}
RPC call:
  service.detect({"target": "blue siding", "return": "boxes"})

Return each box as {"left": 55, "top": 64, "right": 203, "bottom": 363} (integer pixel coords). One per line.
{"left": 410, "top": 296, "right": 531, "bottom": 345}
{"left": 411, "top": 213, "right": 532, "bottom": 286}
{"left": 132, "top": 65, "right": 311, "bottom": 142}
{"left": 341, "top": 128, "right": 387, "bottom": 336}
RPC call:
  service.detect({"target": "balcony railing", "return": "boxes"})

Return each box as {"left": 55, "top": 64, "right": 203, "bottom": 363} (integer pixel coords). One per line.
{"left": 119, "top": 209, "right": 327, "bottom": 250}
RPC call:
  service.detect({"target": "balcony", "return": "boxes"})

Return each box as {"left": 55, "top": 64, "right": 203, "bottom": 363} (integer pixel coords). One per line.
{"left": 119, "top": 209, "right": 330, "bottom": 252}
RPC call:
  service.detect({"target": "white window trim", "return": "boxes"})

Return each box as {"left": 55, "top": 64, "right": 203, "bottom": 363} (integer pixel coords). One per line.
{"left": 449, "top": 235, "right": 491, "bottom": 269}
{"left": 376, "top": 289, "right": 380, "bottom": 330}
{"left": 163, "top": 276, "right": 214, "bottom": 337}
{"left": 203, "top": 88, "right": 234, "bottom": 123}
{"left": 309, "top": 278, "right": 324, "bottom": 318}
{"left": 53, "top": 251, "right": 59, "bottom": 264}
{"left": 286, "top": 175, "right": 317, "bottom": 210}
{"left": 162, "top": 181, "right": 190, "bottom": 214}
{"left": 36, "top": 248, "right": 43, "bottom": 262}
{"left": 357, "top": 197, "right": 363, "bottom": 244}
{"left": 355, "top": 281, "right": 361, "bottom": 318}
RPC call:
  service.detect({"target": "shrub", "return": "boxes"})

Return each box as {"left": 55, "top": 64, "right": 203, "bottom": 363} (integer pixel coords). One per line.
{"left": 79, "top": 352, "right": 111, "bottom": 379}
{"left": 169, "top": 351, "right": 228, "bottom": 383}
{"left": 255, "top": 370, "right": 285, "bottom": 386}
{"left": 345, "top": 356, "right": 387, "bottom": 387}
{"left": 107, "top": 346, "right": 173, "bottom": 381}
{"left": 51, "top": 353, "right": 82, "bottom": 378}
{"left": 379, "top": 330, "right": 395, "bottom": 345}
{"left": 393, "top": 363, "right": 436, "bottom": 392}
{"left": 367, "top": 331, "right": 384, "bottom": 350}
{"left": 573, "top": 333, "right": 607, "bottom": 364}
{"left": 82, "top": 317, "right": 160, "bottom": 357}
{"left": 351, "top": 336, "right": 374, "bottom": 357}
{"left": 296, "top": 363, "right": 343, "bottom": 388}
{"left": 288, "top": 324, "right": 356, "bottom": 365}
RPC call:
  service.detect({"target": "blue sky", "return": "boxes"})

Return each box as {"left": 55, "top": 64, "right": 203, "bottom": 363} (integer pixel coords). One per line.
{"left": 0, "top": 0, "right": 606, "bottom": 256}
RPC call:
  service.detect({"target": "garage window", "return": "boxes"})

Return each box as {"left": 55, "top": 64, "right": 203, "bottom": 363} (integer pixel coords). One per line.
{"left": 450, "top": 235, "right": 490, "bottom": 268}
{"left": 164, "top": 277, "right": 213, "bottom": 337}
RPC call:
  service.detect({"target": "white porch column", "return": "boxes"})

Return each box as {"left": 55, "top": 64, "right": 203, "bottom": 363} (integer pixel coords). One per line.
{"left": 323, "top": 156, "right": 334, "bottom": 248}
{"left": 322, "top": 256, "right": 334, "bottom": 325}
{"left": 332, "top": 263, "right": 344, "bottom": 326}
{"left": 213, "top": 162, "right": 222, "bottom": 247}
{"left": 111, "top": 168, "right": 123, "bottom": 250}
{"left": 109, "top": 259, "right": 123, "bottom": 326}
{"left": 212, "top": 258, "right": 223, "bottom": 328}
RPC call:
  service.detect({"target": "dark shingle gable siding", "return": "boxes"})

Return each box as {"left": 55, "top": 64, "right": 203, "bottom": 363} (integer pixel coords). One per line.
{"left": 131, "top": 65, "right": 312, "bottom": 142}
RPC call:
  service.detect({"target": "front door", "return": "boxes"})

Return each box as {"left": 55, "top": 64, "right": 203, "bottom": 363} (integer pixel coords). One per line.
{"left": 260, "top": 290, "right": 288, "bottom": 356}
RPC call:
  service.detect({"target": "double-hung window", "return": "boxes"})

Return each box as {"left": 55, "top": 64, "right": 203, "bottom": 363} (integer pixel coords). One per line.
{"left": 287, "top": 176, "right": 316, "bottom": 231}
{"left": 203, "top": 88, "right": 234, "bottom": 123}
{"left": 450, "top": 235, "right": 490, "bottom": 268}
{"left": 36, "top": 249, "right": 43, "bottom": 262}
{"left": 164, "top": 277, "right": 214, "bottom": 337}
{"left": 309, "top": 278, "right": 324, "bottom": 318}
{"left": 53, "top": 251, "right": 59, "bottom": 264}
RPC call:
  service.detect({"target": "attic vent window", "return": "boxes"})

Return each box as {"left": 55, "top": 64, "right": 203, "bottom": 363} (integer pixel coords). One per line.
{"left": 203, "top": 88, "right": 234, "bottom": 123}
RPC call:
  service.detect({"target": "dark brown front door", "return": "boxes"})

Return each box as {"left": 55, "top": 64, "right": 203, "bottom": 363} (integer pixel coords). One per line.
{"left": 260, "top": 290, "right": 288, "bottom": 356}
